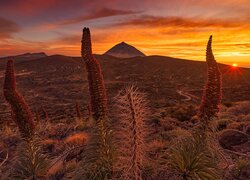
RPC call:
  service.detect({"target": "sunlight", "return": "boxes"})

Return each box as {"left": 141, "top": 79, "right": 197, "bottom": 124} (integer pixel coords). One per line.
{"left": 232, "top": 63, "right": 238, "bottom": 67}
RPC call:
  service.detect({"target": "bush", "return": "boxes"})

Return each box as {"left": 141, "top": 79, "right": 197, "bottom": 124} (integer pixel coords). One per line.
{"left": 227, "top": 101, "right": 250, "bottom": 116}
{"left": 167, "top": 135, "right": 219, "bottom": 180}
{"left": 166, "top": 103, "right": 197, "bottom": 122}
{"left": 216, "top": 119, "right": 232, "bottom": 131}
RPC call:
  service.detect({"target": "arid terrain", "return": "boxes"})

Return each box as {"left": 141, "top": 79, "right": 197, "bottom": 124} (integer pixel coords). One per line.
{"left": 0, "top": 54, "right": 250, "bottom": 123}
{"left": 0, "top": 51, "right": 250, "bottom": 179}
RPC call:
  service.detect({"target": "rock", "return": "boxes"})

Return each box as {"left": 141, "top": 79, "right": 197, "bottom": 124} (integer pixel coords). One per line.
{"left": 245, "top": 125, "right": 250, "bottom": 135}
{"left": 233, "top": 141, "right": 250, "bottom": 153}
{"left": 219, "top": 129, "right": 249, "bottom": 150}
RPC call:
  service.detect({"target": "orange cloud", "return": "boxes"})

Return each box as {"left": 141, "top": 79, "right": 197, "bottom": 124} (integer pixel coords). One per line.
{"left": 116, "top": 15, "right": 248, "bottom": 29}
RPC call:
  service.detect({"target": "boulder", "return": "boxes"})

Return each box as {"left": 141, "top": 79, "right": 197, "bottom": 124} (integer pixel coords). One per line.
{"left": 219, "top": 129, "right": 249, "bottom": 150}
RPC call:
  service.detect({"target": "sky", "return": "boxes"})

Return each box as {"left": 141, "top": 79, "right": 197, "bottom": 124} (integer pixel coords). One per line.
{"left": 0, "top": 0, "right": 250, "bottom": 67}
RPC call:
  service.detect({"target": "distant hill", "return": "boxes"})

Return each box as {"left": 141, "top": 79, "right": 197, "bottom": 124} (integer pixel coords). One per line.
{"left": 0, "top": 52, "right": 47, "bottom": 62}
{"left": 0, "top": 54, "right": 249, "bottom": 122}
{"left": 104, "top": 42, "right": 145, "bottom": 58}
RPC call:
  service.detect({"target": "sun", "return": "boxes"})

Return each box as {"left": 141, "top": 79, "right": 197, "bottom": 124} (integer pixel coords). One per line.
{"left": 232, "top": 63, "right": 238, "bottom": 67}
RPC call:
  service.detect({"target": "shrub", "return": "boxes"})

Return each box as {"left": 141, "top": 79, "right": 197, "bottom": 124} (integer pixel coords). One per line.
{"left": 11, "top": 140, "right": 49, "bottom": 179}
{"left": 215, "top": 119, "right": 232, "bottom": 131}
{"left": 227, "top": 101, "right": 250, "bottom": 116}
{"left": 167, "top": 135, "right": 219, "bottom": 180}
{"left": 166, "top": 103, "right": 197, "bottom": 122}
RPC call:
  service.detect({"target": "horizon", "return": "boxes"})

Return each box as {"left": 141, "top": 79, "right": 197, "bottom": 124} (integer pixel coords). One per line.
{"left": 0, "top": 0, "right": 250, "bottom": 67}
{"left": 1, "top": 44, "right": 250, "bottom": 68}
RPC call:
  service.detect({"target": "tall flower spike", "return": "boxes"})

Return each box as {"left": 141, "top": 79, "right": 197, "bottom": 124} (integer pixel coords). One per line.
{"left": 77, "top": 28, "right": 112, "bottom": 179}
{"left": 81, "top": 27, "right": 107, "bottom": 121}
{"left": 113, "top": 85, "right": 150, "bottom": 180}
{"left": 4, "top": 60, "right": 16, "bottom": 91}
{"left": 3, "top": 60, "right": 34, "bottom": 139}
{"left": 198, "top": 36, "right": 222, "bottom": 121}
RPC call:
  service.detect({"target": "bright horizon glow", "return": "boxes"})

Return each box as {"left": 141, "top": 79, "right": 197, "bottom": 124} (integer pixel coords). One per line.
{"left": 232, "top": 63, "right": 238, "bottom": 67}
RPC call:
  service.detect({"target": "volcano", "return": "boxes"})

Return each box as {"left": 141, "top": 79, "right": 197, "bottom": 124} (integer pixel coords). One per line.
{"left": 104, "top": 42, "right": 146, "bottom": 58}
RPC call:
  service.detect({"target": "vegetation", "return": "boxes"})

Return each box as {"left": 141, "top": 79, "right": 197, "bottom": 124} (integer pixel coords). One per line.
{"left": 0, "top": 30, "right": 249, "bottom": 180}
{"left": 113, "top": 85, "right": 150, "bottom": 180}
{"left": 198, "top": 35, "right": 222, "bottom": 122}
{"left": 166, "top": 103, "right": 197, "bottom": 122}
{"left": 3, "top": 60, "right": 49, "bottom": 179}
{"left": 167, "top": 135, "right": 219, "bottom": 180}
{"left": 3, "top": 60, "right": 35, "bottom": 140}
{"left": 75, "top": 27, "right": 113, "bottom": 179}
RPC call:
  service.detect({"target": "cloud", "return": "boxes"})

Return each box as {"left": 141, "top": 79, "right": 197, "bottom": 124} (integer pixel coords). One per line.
{"left": 0, "top": 17, "right": 20, "bottom": 39}
{"left": 39, "top": 8, "right": 138, "bottom": 30}
{"left": 57, "top": 8, "right": 138, "bottom": 26}
{"left": 116, "top": 15, "right": 247, "bottom": 29}
{"left": 0, "top": 0, "right": 95, "bottom": 16}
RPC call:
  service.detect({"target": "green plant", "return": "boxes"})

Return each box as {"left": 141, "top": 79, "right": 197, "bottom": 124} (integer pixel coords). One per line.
{"left": 198, "top": 36, "right": 222, "bottom": 122}
{"left": 11, "top": 140, "right": 49, "bottom": 179}
{"left": 167, "top": 135, "right": 219, "bottom": 180}
{"left": 113, "top": 85, "right": 150, "bottom": 180}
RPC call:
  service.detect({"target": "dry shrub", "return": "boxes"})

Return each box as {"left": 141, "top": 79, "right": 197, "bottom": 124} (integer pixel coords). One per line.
{"left": 166, "top": 103, "right": 197, "bottom": 122}
{"left": 64, "top": 132, "right": 88, "bottom": 146}
{"left": 47, "top": 159, "right": 65, "bottom": 180}
{"left": 227, "top": 101, "right": 250, "bottom": 116}
{"left": 41, "top": 139, "right": 60, "bottom": 154}
{"left": 163, "top": 128, "right": 192, "bottom": 142}
{"left": 227, "top": 122, "right": 245, "bottom": 131}
{"left": 215, "top": 119, "right": 233, "bottom": 131}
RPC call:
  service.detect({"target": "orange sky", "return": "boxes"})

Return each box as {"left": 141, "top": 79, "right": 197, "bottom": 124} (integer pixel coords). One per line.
{"left": 0, "top": 0, "right": 250, "bottom": 67}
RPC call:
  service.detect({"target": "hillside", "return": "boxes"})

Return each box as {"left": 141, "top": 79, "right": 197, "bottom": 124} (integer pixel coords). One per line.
{"left": 0, "top": 52, "right": 47, "bottom": 62}
{"left": 0, "top": 54, "right": 249, "bottom": 122}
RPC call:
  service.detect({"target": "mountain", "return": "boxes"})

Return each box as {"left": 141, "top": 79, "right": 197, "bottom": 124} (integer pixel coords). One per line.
{"left": 0, "top": 52, "right": 47, "bottom": 62}
{"left": 104, "top": 42, "right": 146, "bottom": 58}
